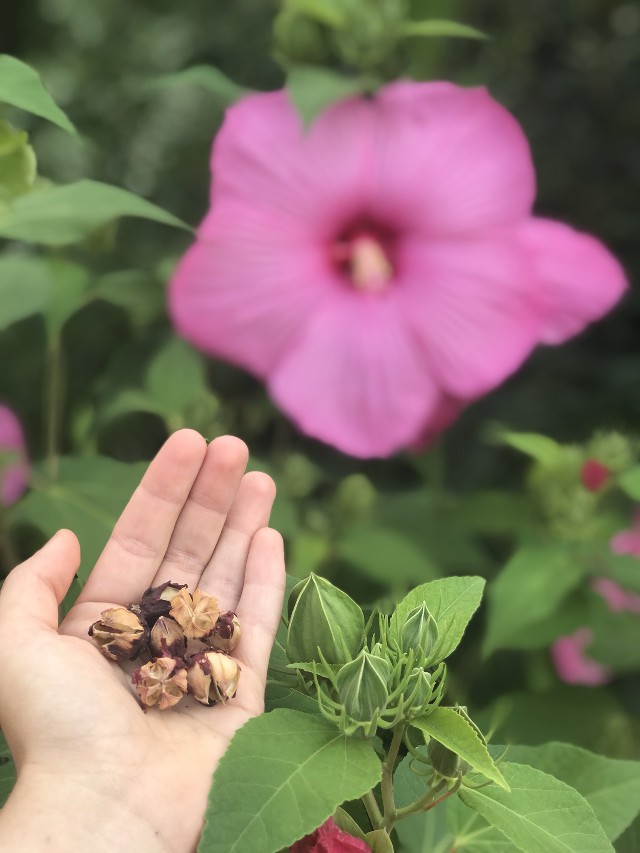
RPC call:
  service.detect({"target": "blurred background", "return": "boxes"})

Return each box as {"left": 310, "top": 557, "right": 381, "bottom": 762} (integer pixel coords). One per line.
{"left": 1, "top": 0, "right": 639, "bottom": 785}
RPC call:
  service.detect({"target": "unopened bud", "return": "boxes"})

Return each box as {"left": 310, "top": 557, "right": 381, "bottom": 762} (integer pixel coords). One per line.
{"left": 132, "top": 657, "right": 188, "bottom": 710}
{"left": 149, "top": 616, "right": 187, "bottom": 659}
{"left": 336, "top": 650, "right": 390, "bottom": 723}
{"left": 170, "top": 587, "right": 220, "bottom": 639}
{"left": 581, "top": 459, "right": 611, "bottom": 492}
{"left": 139, "top": 581, "right": 187, "bottom": 626}
{"left": 401, "top": 603, "right": 439, "bottom": 660}
{"left": 406, "top": 668, "right": 432, "bottom": 711}
{"left": 427, "top": 738, "right": 469, "bottom": 780}
{"left": 187, "top": 651, "right": 241, "bottom": 706}
{"left": 89, "top": 607, "right": 148, "bottom": 661}
{"left": 205, "top": 611, "right": 241, "bottom": 653}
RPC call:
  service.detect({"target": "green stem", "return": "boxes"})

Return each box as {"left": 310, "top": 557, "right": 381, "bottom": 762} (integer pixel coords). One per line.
{"left": 44, "top": 333, "right": 64, "bottom": 481}
{"left": 394, "top": 778, "right": 460, "bottom": 822}
{"left": 361, "top": 789, "right": 383, "bottom": 830}
{"left": 381, "top": 722, "right": 406, "bottom": 831}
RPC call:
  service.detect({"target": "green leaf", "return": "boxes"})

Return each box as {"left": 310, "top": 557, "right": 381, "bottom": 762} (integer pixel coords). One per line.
{"left": 0, "top": 729, "right": 16, "bottom": 809}
{"left": 286, "top": 0, "right": 346, "bottom": 27}
{"left": 483, "top": 546, "right": 586, "bottom": 656}
{"left": 459, "top": 761, "right": 614, "bottom": 853}
{"left": 0, "top": 119, "right": 36, "bottom": 199}
{"left": 338, "top": 525, "right": 439, "bottom": 585}
{"left": 587, "top": 597, "right": 640, "bottom": 671}
{"left": 601, "top": 553, "right": 640, "bottom": 595}
{"left": 445, "top": 796, "right": 515, "bottom": 852}
{"left": 198, "top": 709, "right": 382, "bottom": 853}
{"left": 287, "top": 66, "right": 373, "bottom": 127}
{"left": 44, "top": 257, "right": 90, "bottom": 334}
{"left": 0, "top": 254, "right": 51, "bottom": 329}
{"left": 147, "top": 65, "right": 249, "bottom": 105}
{"left": 503, "top": 743, "right": 640, "bottom": 842}
{"left": 401, "top": 19, "right": 487, "bottom": 40}
{"left": 0, "top": 179, "right": 189, "bottom": 245}
{"left": 9, "top": 456, "right": 147, "bottom": 582}
{"left": 618, "top": 466, "right": 640, "bottom": 500}
{"left": 92, "top": 270, "right": 165, "bottom": 325}
{"left": 495, "top": 430, "right": 563, "bottom": 465}
{"left": 365, "top": 829, "right": 394, "bottom": 853}
{"left": 412, "top": 707, "right": 509, "bottom": 790}
{"left": 0, "top": 55, "right": 76, "bottom": 135}
{"left": 616, "top": 816, "right": 640, "bottom": 853}
{"left": 391, "top": 576, "right": 485, "bottom": 664}
{"left": 146, "top": 336, "right": 207, "bottom": 415}
{"left": 264, "top": 684, "right": 319, "bottom": 714}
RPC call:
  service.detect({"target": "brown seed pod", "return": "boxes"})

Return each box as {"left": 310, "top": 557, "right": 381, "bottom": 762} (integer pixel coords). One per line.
{"left": 187, "top": 651, "right": 241, "bottom": 706}
{"left": 89, "top": 607, "right": 148, "bottom": 661}
{"left": 132, "top": 658, "right": 188, "bottom": 710}
{"left": 149, "top": 616, "right": 187, "bottom": 659}
{"left": 170, "top": 588, "right": 220, "bottom": 639}
{"left": 139, "top": 581, "right": 187, "bottom": 627}
{"left": 204, "top": 611, "right": 241, "bottom": 653}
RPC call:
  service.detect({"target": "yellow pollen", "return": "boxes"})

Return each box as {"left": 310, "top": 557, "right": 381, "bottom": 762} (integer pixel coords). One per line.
{"left": 350, "top": 235, "right": 393, "bottom": 291}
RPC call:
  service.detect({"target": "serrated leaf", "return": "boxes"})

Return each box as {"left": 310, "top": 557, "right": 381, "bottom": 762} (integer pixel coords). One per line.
{"left": 0, "top": 55, "right": 76, "bottom": 135}
{"left": 0, "top": 254, "right": 51, "bottom": 329}
{"left": 460, "top": 761, "right": 614, "bottom": 853}
{"left": 401, "top": 19, "right": 487, "bottom": 40}
{"left": 503, "top": 743, "right": 640, "bottom": 842}
{"left": 483, "top": 546, "right": 586, "bottom": 656}
{"left": 287, "top": 66, "right": 373, "bottom": 127}
{"left": 146, "top": 336, "right": 207, "bottom": 414}
{"left": 0, "top": 179, "right": 188, "bottom": 245}
{"left": 412, "top": 707, "right": 508, "bottom": 790}
{"left": 338, "top": 525, "right": 439, "bottom": 585}
{"left": 9, "top": 456, "right": 147, "bottom": 582}
{"left": 264, "top": 684, "right": 319, "bottom": 714}
{"left": 391, "top": 576, "right": 485, "bottom": 664}
{"left": 0, "top": 729, "right": 16, "bottom": 809}
{"left": 147, "top": 65, "right": 249, "bottom": 104}
{"left": 618, "top": 467, "right": 640, "bottom": 500}
{"left": 198, "top": 709, "right": 382, "bottom": 853}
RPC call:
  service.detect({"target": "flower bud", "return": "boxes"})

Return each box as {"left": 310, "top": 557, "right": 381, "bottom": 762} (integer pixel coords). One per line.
{"left": 139, "top": 581, "right": 187, "bottom": 626}
{"left": 336, "top": 650, "right": 391, "bottom": 723}
{"left": 287, "top": 574, "right": 364, "bottom": 666}
{"left": 401, "top": 603, "right": 439, "bottom": 660}
{"left": 170, "top": 587, "right": 220, "bottom": 639}
{"left": 89, "top": 607, "right": 148, "bottom": 661}
{"left": 187, "top": 651, "right": 241, "bottom": 706}
{"left": 132, "top": 657, "right": 188, "bottom": 710}
{"left": 149, "top": 616, "right": 187, "bottom": 659}
{"left": 406, "top": 668, "right": 432, "bottom": 711}
{"left": 427, "top": 738, "right": 469, "bottom": 780}
{"left": 204, "top": 611, "right": 241, "bottom": 653}
{"left": 580, "top": 459, "right": 611, "bottom": 492}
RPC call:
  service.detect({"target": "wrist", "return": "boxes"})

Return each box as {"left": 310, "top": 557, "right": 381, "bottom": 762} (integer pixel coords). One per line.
{"left": 0, "top": 765, "right": 169, "bottom": 853}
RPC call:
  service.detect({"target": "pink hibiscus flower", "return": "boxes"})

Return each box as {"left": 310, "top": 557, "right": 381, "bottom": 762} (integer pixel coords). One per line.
{"left": 169, "top": 82, "right": 626, "bottom": 458}
{"left": 591, "top": 516, "right": 640, "bottom": 615}
{"left": 290, "top": 818, "right": 370, "bottom": 852}
{"left": 0, "top": 405, "right": 29, "bottom": 506}
{"left": 551, "top": 628, "right": 610, "bottom": 687}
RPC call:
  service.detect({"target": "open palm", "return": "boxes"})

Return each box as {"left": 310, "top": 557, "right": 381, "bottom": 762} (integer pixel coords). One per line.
{"left": 0, "top": 431, "right": 285, "bottom": 853}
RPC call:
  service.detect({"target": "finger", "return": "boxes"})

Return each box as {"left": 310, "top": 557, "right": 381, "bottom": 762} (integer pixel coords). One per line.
{"left": 150, "top": 435, "right": 249, "bottom": 591}
{"left": 0, "top": 530, "right": 80, "bottom": 630}
{"left": 199, "top": 472, "right": 276, "bottom": 611}
{"left": 235, "top": 527, "right": 286, "bottom": 685}
{"left": 76, "top": 429, "right": 207, "bottom": 607}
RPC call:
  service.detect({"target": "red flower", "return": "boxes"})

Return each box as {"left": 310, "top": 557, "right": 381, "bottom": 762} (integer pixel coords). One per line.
{"left": 580, "top": 459, "right": 611, "bottom": 492}
{"left": 290, "top": 818, "right": 370, "bottom": 852}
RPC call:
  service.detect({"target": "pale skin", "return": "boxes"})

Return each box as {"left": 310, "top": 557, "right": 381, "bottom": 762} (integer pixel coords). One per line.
{"left": 0, "top": 430, "right": 286, "bottom": 853}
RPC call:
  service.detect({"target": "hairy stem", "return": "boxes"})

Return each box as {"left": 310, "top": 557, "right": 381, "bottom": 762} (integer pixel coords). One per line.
{"left": 361, "top": 789, "right": 383, "bottom": 830}
{"left": 44, "top": 333, "right": 64, "bottom": 481}
{"left": 381, "top": 722, "right": 406, "bottom": 831}
{"left": 394, "top": 778, "right": 460, "bottom": 822}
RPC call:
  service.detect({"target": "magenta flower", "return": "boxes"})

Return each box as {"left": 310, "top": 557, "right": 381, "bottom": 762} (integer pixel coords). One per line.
{"left": 591, "top": 516, "right": 640, "bottom": 615}
{"left": 170, "top": 82, "right": 626, "bottom": 457}
{"left": 290, "top": 818, "right": 370, "bottom": 852}
{"left": 551, "top": 629, "right": 610, "bottom": 687}
{"left": 0, "top": 405, "right": 29, "bottom": 506}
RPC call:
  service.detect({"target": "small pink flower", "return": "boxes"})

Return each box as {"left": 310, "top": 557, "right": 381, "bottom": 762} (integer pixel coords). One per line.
{"left": 592, "top": 578, "right": 640, "bottom": 615}
{"left": 290, "top": 818, "right": 370, "bottom": 852}
{"left": 551, "top": 629, "right": 610, "bottom": 686}
{"left": 611, "top": 516, "right": 640, "bottom": 558}
{"left": 580, "top": 459, "right": 610, "bottom": 492}
{"left": 0, "top": 405, "right": 29, "bottom": 506}
{"left": 170, "top": 83, "right": 626, "bottom": 457}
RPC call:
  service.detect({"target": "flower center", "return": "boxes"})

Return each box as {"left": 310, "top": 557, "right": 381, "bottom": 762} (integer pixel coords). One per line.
{"left": 332, "top": 230, "right": 394, "bottom": 292}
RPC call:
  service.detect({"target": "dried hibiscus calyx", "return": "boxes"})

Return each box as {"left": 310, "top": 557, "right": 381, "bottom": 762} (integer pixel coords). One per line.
{"left": 139, "top": 581, "right": 187, "bottom": 626}
{"left": 204, "top": 611, "right": 242, "bottom": 652}
{"left": 89, "top": 607, "right": 148, "bottom": 661}
{"left": 149, "top": 616, "right": 187, "bottom": 659}
{"left": 187, "top": 651, "right": 241, "bottom": 706}
{"left": 170, "top": 587, "right": 220, "bottom": 639}
{"left": 132, "top": 657, "right": 188, "bottom": 710}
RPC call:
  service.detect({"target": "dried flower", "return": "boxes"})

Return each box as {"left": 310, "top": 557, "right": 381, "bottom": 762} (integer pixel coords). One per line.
{"left": 139, "top": 581, "right": 187, "bottom": 626}
{"left": 149, "top": 616, "right": 187, "bottom": 658}
{"left": 170, "top": 587, "right": 220, "bottom": 639}
{"left": 132, "top": 657, "right": 188, "bottom": 710}
{"left": 89, "top": 607, "right": 148, "bottom": 661}
{"left": 187, "top": 651, "right": 241, "bottom": 706}
{"left": 205, "top": 611, "right": 242, "bottom": 652}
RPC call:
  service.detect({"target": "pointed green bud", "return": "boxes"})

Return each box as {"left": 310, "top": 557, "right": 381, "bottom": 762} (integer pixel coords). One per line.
{"left": 401, "top": 603, "right": 438, "bottom": 658}
{"left": 336, "top": 650, "right": 391, "bottom": 723}
{"left": 287, "top": 573, "right": 365, "bottom": 665}
{"left": 406, "top": 668, "right": 432, "bottom": 711}
{"left": 427, "top": 738, "right": 470, "bottom": 780}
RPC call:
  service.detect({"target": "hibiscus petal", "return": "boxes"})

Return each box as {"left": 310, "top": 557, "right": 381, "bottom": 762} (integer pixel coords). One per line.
{"left": 0, "top": 405, "right": 29, "bottom": 506}
{"left": 368, "top": 81, "right": 536, "bottom": 235}
{"left": 551, "top": 629, "right": 611, "bottom": 687}
{"left": 169, "top": 204, "right": 332, "bottom": 377}
{"left": 397, "top": 233, "right": 541, "bottom": 398}
{"left": 269, "top": 292, "right": 441, "bottom": 458}
{"left": 519, "top": 218, "right": 627, "bottom": 344}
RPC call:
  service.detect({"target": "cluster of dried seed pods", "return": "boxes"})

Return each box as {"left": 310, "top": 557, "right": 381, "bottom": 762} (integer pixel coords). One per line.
{"left": 88, "top": 581, "right": 241, "bottom": 711}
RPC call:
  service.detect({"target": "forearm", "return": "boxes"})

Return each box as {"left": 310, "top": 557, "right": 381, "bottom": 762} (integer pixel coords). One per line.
{"left": 0, "top": 767, "right": 170, "bottom": 853}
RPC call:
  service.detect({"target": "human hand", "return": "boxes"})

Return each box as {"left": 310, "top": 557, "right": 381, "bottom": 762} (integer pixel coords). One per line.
{"left": 0, "top": 431, "right": 285, "bottom": 853}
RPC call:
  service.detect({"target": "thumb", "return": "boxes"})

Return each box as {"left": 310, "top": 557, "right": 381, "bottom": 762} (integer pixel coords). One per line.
{"left": 0, "top": 530, "right": 81, "bottom": 630}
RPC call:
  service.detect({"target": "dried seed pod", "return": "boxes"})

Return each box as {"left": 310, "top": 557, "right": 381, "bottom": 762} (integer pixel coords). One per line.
{"left": 89, "top": 607, "right": 148, "bottom": 661}
{"left": 187, "top": 651, "right": 241, "bottom": 706}
{"left": 170, "top": 588, "right": 220, "bottom": 639}
{"left": 149, "top": 616, "right": 187, "bottom": 659}
{"left": 205, "top": 611, "right": 241, "bottom": 652}
{"left": 132, "top": 658, "right": 188, "bottom": 710}
{"left": 139, "top": 581, "right": 187, "bottom": 627}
